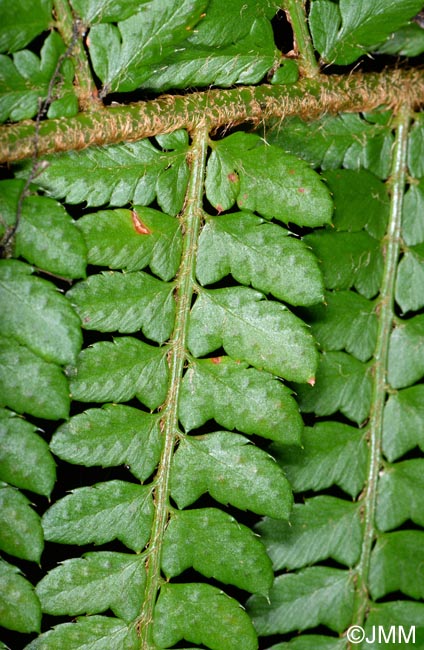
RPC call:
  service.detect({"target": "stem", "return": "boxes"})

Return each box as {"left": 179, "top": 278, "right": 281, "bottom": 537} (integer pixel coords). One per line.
{"left": 350, "top": 105, "right": 411, "bottom": 632}
{"left": 53, "top": 0, "right": 103, "bottom": 112}
{"left": 1, "top": 68, "right": 423, "bottom": 163}
{"left": 137, "top": 123, "right": 209, "bottom": 649}
{"left": 282, "top": 0, "right": 320, "bottom": 77}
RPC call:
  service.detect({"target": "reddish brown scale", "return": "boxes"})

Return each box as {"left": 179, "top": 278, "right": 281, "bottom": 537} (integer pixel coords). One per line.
{"left": 131, "top": 210, "right": 152, "bottom": 234}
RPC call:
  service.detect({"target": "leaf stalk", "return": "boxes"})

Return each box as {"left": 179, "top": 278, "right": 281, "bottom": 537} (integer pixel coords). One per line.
{"left": 282, "top": 0, "right": 320, "bottom": 77}
{"left": 137, "top": 123, "right": 209, "bottom": 649}
{"left": 53, "top": 0, "right": 104, "bottom": 112}
{"left": 350, "top": 104, "right": 411, "bottom": 632}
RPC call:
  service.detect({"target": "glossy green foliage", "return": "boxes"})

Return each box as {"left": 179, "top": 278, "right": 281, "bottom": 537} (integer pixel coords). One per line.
{"left": 2, "top": 1, "right": 424, "bottom": 649}
{"left": 250, "top": 97, "right": 424, "bottom": 646}
{"left": 3, "top": 116, "right": 331, "bottom": 648}
{"left": 196, "top": 212, "right": 323, "bottom": 306}
{"left": 0, "top": 31, "right": 77, "bottom": 122}
{"left": 309, "top": 0, "right": 423, "bottom": 64}
{"left": 267, "top": 113, "right": 394, "bottom": 179}
{"left": 87, "top": 0, "right": 278, "bottom": 93}
{"left": 20, "top": 135, "right": 190, "bottom": 214}
{"left": 0, "top": 181, "right": 87, "bottom": 278}
{"left": 205, "top": 132, "right": 333, "bottom": 226}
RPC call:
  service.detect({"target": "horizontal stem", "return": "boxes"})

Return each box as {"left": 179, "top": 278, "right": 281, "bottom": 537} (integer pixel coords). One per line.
{"left": 1, "top": 68, "right": 423, "bottom": 163}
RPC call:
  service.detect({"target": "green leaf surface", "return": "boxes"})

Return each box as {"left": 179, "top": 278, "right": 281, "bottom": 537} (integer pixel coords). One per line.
{"left": 140, "top": 19, "right": 278, "bottom": 91}
{"left": 0, "top": 0, "right": 52, "bottom": 53}
{"left": 68, "top": 271, "right": 175, "bottom": 344}
{"left": 267, "top": 637, "right": 346, "bottom": 650}
{"left": 271, "top": 422, "right": 368, "bottom": 498}
{"left": 0, "top": 180, "right": 87, "bottom": 278}
{"left": 170, "top": 431, "right": 293, "bottom": 519}
{"left": 0, "top": 32, "right": 76, "bottom": 123}
{"left": 196, "top": 212, "right": 323, "bottom": 306}
{"left": 153, "top": 583, "right": 258, "bottom": 650}
{"left": 24, "top": 138, "right": 189, "bottom": 214}
{"left": 270, "top": 59, "right": 299, "bottom": 85}
{"left": 369, "top": 531, "right": 424, "bottom": 600}
{"left": 295, "top": 351, "right": 372, "bottom": 424}
{"left": 0, "top": 260, "right": 82, "bottom": 365}
{"left": 162, "top": 508, "right": 273, "bottom": 595}
{"left": 377, "top": 22, "right": 424, "bottom": 57}
{"left": 403, "top": 180, "right": 424, "bottom": 245}
{"left": 70, "top": 0, "right": 145, "bottom": 23}
{"left": 305, "top": 290, "right": 377, "bottom": 362}
{"left": 0, "top": 559, "right": 41, "bottom": 633}
{"left": 188, "top": 287, "right": 318, "bottom": 382}
{"left": 363, "top": 601, "right": 424, "bottom": 649}
{"left": 187, "top": 0, "right": 275, "bottom": 47}
{"left": 51, "top": 405, "right": 162, "bottom": 482}
{"left": 395, "top": 244, "right": 424, "bottom": 312}
{"left": 179, "top": 357, "right": 303, "bottom": 445}
{"left": 305, "top": 230, "right": 383, "bottom": 299}
{"left": 89, "top": 0, "right": 208, "bottom": 92}
{"left": 388, "top": 314, "right": 424, "bottom": 388}
{"left": 69, "top": 337, "right": 169, "bottom": 410}
{"left": 0, "top": 483, "right": 43, "bottom": 562}
{"left": 205, "top": 133, "right": 333, "bottom": 227}
{"left": 377, "top": 459, "right": 424, "bottom": 530}
{"left": 383, "top": 385, "right": 424, "bottom": 461}
{"left": 0, "top": 408, "right": 56, "bottom": 496}
{"left": 323, "top": 169, "right": 389, "bottom": 239}
{"left": 257, "top": 496, "right": 362, "bottom": 570}
{"left": 36, "top": 551, "right": 146, "bottom": 622}
{"left": 268, "top": 113, "right": 393, "bottom": 179}
{"left": 77, "top": 207, "right": 182, "bottom": 280}
{"left": 42, "top": 480, "right": 153, "bottom": 552}
{"left": 309, "top": 0, "right": 424, "bottom": 65}
{"left": 408, "top": 115, "right": 424, "bottom": 178}
{"left": 25, "top": 615, "right": 138, "bottom": 650}
{"left": 0, "top": 336, "right": 69, "bottom": 420}
{"left": 248, "top": 567, "right": 354, "bottom": 635}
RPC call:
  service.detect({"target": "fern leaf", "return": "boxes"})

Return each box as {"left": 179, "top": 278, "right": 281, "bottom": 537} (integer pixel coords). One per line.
{"left": 0, "top": 559, "right": 41, "bottom": 634}
{"left": 161, "top": 508, "right": 273, "bottom": 595}
{"left": 77, "top": 207, "right": 182, "bottom": 279}
{"left": 20, "top": 138, "right": 189, "bottom": 214}
{"left": 267, "top": 113, "right": 394, "bottom": 179}
{"left": 0, "top": 408, "right": 56, "bottom": 496}
{"left": 50, "top": 405, "right": 162, "bottom": 482}
{"left": 67, "top": 271, "right": 175, "bottom": 343}
{"left": 179, "top": 357, "right": 303, "bottom": 443}
{"left": 257, "top": 496, "right": 362, "bottom": 570}
{"left": 42, "top": 481, "right": 153, "bottom": 551}
{"left": 248, "top": 567, "right": 354, "bottom": 635}
{"left": 0, "top": 336, "right": 69, "bottom": 419}
{"left": 68, "top": 337, "right": 169, "bottom": 409}
{"left": 271, "top": 422, "right": 368, "bottom": 497}
{"left": 0, "top": 260, "right": 82, "bottom": 364}
{"left": 170, "top": 431, "right": 292, "bottom": 517}
{"left": 0, "top": 484, "right": 43, "bottom": 562}
{"left": 0, "top": 180, "right": 87, "bottom": 278}
{"left": 188, "top": 286, "right": 318, "bottom": 381}
{"left": 196, "top": 211, "right": 324, "bottom": 306}
{"left": 153, "top": 583, "right": 258, "bottom": 650}
{"left": 205, "top": 133, "right": 332, "bottom": 226}
{"left": 24, "top": 616, "right": 138, "bottom": 650}
{"left": 36, "top": 552, "right": 146, "bottom": 621}
{"left": 309, "top": 0, "right": 424, "bottom": 65}
{"left": 376, "top": 459, "right": 424, "bottom": 529}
